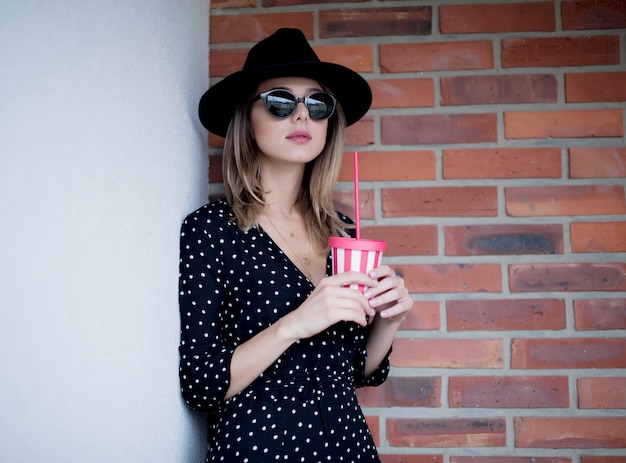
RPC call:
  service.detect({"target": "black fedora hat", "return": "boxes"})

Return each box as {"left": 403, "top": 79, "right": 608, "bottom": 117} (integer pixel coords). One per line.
{"left": 198, "top": 28, "right": 372, "bottom": 137}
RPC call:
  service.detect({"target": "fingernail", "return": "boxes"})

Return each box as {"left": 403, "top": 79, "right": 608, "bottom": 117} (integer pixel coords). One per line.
{"left": 364, "top": 290, "right": 373, "bottom": 299}
{"left": 369, "top": 298, "right": 378, "bottom": 307}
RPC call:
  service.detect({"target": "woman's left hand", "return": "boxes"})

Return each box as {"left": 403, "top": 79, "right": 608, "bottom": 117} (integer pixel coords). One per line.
{"left": 364, "top": 265, "right": 413, "bottom": 323}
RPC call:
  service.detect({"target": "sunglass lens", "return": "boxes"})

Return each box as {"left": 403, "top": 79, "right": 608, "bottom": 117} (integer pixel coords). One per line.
{"left": 259, "top": 90, "right": 336, "bottom": 120}
{"left": 264, "top": 90, "right": 297, "bottom": 118}
{"left": 306, "top": 92, "right": 336, "bottom": 120}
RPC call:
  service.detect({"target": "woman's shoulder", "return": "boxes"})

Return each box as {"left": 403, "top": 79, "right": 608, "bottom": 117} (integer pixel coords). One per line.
{"left": 181, "top": 198, "right": 236, "bottom": 231}
{"left": 334, "top": 210, "right": 356, "bottom": 239}
{"left": 336, "top": 210, "right": 354, "bottom": 225}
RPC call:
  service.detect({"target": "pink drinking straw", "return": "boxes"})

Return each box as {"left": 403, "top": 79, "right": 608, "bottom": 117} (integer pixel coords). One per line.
{"left": 353, "top": 151, "right": 360, "bottom": 240}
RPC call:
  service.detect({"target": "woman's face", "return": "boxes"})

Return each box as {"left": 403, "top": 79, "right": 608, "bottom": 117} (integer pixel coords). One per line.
{"left": 250, "top": 76, "right": 329, "bottom": 166}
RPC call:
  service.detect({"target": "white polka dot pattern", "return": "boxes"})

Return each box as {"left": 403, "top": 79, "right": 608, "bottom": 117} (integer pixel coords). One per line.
{"left": 178, "top": 199, "right": 390, "bottom": 462}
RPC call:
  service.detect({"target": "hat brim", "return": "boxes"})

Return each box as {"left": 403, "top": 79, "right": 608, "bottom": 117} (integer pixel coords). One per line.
{"left": 198, "top": 61, "right": 371, "bottom": 137}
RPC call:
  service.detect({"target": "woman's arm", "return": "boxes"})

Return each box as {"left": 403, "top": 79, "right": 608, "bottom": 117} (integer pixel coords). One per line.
{"left": 361, "top": 265, "right": 413, "bottom": 378}
{"left": 224, "top": 316, "right": 298, "bottom": 399}
{"left": 225, "top": 270, "right": 379, "bottom": 399}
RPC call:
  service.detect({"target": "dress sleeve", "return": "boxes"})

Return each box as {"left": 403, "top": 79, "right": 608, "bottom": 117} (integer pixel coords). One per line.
{"left": 353, "top": 325, "right": 392, "bottom": 388}
{"left": 178, "top": 210, "right": 235, "bottom": 411}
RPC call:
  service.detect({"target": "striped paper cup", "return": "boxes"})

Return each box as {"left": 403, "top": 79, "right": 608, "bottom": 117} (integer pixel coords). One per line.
{"left": 329, "top": 237, "right": 387, "bottom": 292}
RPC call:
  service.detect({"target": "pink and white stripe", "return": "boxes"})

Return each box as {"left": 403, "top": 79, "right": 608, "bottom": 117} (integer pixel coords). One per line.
{"left": 329, "top": 237, "right": 386, "bottom": 293}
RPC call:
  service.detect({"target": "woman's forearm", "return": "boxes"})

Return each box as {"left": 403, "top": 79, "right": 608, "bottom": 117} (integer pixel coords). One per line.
{"left": 225, "top": 316, "right": 298, "bottom": 400}
{"left": 363, "top": 315, "right": 403, "bottom": 378}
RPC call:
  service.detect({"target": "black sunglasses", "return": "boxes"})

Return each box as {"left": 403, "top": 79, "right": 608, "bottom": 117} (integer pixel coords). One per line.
{"left": 252, "top": 89, "right": 336, "bottom": 120}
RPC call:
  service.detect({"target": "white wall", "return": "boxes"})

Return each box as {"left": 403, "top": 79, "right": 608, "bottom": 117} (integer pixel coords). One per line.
{"left": 0, "top": 1, "right": 209, "bottom": 461}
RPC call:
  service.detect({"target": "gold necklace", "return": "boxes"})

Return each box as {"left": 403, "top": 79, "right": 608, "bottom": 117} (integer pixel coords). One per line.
{"left": 264, "top": 214, "right": 312, "bottom": 277}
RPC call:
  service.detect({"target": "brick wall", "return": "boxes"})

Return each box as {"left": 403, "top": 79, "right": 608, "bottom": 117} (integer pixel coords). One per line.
{"left": 206, "top": 0, "right": 626, "bottom": 461}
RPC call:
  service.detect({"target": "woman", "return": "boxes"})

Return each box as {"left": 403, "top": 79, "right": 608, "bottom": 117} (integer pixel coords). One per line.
{"left": 179, "top": 28, "right": 413, "bottom": 462}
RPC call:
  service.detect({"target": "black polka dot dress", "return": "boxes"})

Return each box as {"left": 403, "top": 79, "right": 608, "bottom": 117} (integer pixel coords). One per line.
{"left": 179, "top": 199, "right": 390, "bottom": 463}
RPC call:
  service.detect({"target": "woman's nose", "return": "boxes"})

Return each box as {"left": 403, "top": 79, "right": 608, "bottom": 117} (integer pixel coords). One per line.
{"left": 292, "top": 101, "right": 309, "bottom": 120}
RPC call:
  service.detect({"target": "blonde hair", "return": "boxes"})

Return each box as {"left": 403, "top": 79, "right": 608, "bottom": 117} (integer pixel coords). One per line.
{"left": 222, "top": 87, "right": 351, "bottom": 251}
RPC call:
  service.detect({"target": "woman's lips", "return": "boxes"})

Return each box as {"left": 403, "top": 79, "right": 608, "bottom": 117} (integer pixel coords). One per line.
{"left": 286, "top": 131, "right": 312, "bottom": 143}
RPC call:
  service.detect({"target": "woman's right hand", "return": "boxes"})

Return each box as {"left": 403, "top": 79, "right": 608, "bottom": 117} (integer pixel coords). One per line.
{"left": 277, "top": 271, "right": 378, "bottom": 341}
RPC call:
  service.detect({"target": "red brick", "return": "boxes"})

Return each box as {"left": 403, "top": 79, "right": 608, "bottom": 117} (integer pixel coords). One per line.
{"left": 511, "top": 337, "right": 626, "bottom": 369}
{"left": 382, "top": 456, "right": 443, "bottom": 463}
{"left": 356, "top": 376, "right": 441, "bottom": 407}
{"left": 383, "top": 187, "right": 498, "bottom": 218}
{"left": 502, "top": 35, "right": 620, "bottom": 67}
{"left": 210, "top": 48, "right": 248, "bottom": 77}
{"left": 209, "top": 134, "right": 225, "bottom": 148}
{"left": 332, "top": 189, "right": 375, "bottom": 220}
{"left": 504, "top": 109, "right": 624, "bottom": 139}
{"left": 212, "top": 0, "right": 255, "bottom": 7}
{"left": 315, "top": 44, "right": 374, "bottom": 73}
{"left": 383, "top": 114, "right": 498, "bottom": 145}
{"left": 582, "top": 458, "right": 626, "bottom": 463}
{"left": 566, "top": 71, "right": 626, "bottom": 102}
{"left": 445, "top": 224, "right": 564, "bottom": 256}
{"left": 506, "top": 185, "right": 626, "bottom": 216}
{"left": 398, "top": 264, "right": 502, "bottom": 293}
{"left": 208, "top": 154, "right": 222, "bottom": 182}
{"left": 515, "top": 417, "right": 626, "bottom": 448}
{"left": 263, "top": 0, "right": 361, "bottom": 5}
{"left": 574, "top": 298, "right": 626, "bottom": 330}
{"left": 371, "top": 79, "right": 435, "bottom": 109}
{"left": 441, "top": 74, "right": 557, "bottom": 105}
{"left": 380, "top": 41, "right": 493, "bottom": 72}
{"left": 446, "top": 299, "right": 566, "bottom": 331}
{"left": 578, "top": 377, "right": 626, "bottom": 409}
{"left": 449, "top": 376, "right": 569, "bottom": 408}
{"left": 366, "top": 415, "right": 380, "bottom": 446}
{"left": 345, "top": 117, "right": 375, "bottom": 146}
{"left": 440, "top": 2, "right": 555, "bottom": 33}
{"left": 452, "top": 457, "right": 570, "bottom": 463}
{"left": 443, "top": 148, "right": 562, "bottom": 179}
{"left": 320, "top": 7, "right": 431, "bottom": 37}
{"left": 569, "top": 147, "right": 626, "bottom": 178}
{"left": 571, "top": 221, "right": 626, "bottom": 253}
{"left": 400, "top": 301, "right": 441, "bottom": 330}
{"left": 360, "top": 225, "right": 438, "bottom": 257}
{"left": 509, "top": 262, "right": 626, "bottom": 292}
{"left": 398, "top": 263, "right": 502, "bottom": 294}
{"left": 339, "top": 151, "right": 436, "bottom": 182}
{"left": 211, "top": 43, "right": 374, "bottom": 77}
{"left": 387, "top": 417, "right": 506, "bottom": 448}
{"left": 210, "top": 13, "right": 313, "bottom": 43}
{"left": 562, "top": 0, "right": 626, "bottom": 30}
{"left": 391, "top": 338, "right": 504, "bottom": 368}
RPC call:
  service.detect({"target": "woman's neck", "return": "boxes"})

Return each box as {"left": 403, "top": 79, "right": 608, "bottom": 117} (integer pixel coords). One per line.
{"left": 260, "top": 160, "right": 306, "bottom": 212}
